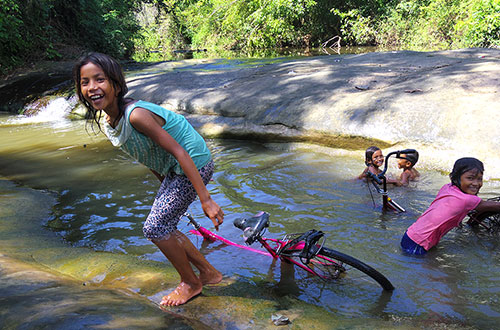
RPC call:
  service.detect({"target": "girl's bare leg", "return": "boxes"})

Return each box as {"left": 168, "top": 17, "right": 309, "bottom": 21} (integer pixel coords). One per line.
{"left": 153, "top": 234, "right": 203, "bottom": 306}
{"left": 174, "top": 231, "right": 222, "bottom": 285}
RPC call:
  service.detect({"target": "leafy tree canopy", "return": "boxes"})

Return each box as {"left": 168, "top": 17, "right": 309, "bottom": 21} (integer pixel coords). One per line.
{"left": 1, "top": 0, "right": 498, "bottom": 74}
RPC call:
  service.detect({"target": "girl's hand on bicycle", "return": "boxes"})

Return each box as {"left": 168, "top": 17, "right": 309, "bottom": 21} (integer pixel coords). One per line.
{"left": 202, "top": 198, "right": 224, "bottom": 231}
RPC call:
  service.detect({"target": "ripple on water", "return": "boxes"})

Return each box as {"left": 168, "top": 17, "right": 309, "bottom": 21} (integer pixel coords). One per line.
{"left": 1, "top": 116, "right": 500, "bottom": 328}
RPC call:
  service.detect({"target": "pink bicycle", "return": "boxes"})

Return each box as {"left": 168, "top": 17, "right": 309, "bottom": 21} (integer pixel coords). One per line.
{"left": 185, "top": 211, "right": 395, "bottom": 291}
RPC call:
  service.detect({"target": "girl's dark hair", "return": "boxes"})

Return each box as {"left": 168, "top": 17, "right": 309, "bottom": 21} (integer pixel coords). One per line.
{"left": 449, "top": 157, "right": 484, "bottom": 187}
{"left": 73, "top": 52, "right": 128, "bottom": 131}
{"left": 365, "top": 146, "right": 381, "bottom": 166}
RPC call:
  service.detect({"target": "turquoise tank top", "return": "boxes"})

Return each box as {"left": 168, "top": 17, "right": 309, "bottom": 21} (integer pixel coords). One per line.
{"left": 103, "top": 100, "right": 211, "bottom": 175}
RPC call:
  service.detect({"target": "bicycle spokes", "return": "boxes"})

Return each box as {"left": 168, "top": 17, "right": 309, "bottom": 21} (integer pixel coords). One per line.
{"left": 307, "top": 254, "right": 345, "bottom": 280}
{"left": 280, "top": 248, "right": 345, "bottom": 280}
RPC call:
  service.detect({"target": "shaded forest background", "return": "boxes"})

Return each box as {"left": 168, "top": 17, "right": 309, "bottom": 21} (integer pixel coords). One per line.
{"left": 1, "top": 0, "right": 499, "bottom": 74}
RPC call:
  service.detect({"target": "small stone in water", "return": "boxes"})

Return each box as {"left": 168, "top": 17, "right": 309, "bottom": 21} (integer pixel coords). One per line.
{"left": 271, "top": 314, "right": 290, "bottom": 325}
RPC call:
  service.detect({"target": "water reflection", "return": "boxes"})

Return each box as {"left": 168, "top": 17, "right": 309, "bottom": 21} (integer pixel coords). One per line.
{"left": 0, "top": 114, "right": 499, "bottom": 328}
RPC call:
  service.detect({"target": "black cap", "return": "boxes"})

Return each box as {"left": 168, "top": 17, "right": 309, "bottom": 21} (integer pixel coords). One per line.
{"left": 398, "top": 151, "right": 419, "bottom": 166}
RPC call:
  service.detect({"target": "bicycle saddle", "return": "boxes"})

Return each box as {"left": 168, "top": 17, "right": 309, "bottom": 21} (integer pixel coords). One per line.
{"left": 233, "top": 211, "right": 270, "bottom": 245}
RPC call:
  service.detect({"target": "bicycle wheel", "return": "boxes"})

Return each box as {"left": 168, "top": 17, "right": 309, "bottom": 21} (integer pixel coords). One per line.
{"left": 315, "top": 247, "right": 395, "bottom": 291}
{"left": 280, "top": 246, "right": 394, "bottom": 291}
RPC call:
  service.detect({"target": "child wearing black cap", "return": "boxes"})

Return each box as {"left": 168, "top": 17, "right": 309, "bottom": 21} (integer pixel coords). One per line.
{"left": 396, "top": 151, "right": 420, "bottom": 186}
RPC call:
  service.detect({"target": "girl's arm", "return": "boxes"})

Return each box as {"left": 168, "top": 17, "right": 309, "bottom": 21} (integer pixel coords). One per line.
{"left": 358, "top": 165, "right": 378, "bottom": 180}
{"left": 358, "top": 168, "right": 368, "bottom": 180}
{"left": 385, "top": 176, "right": 401, "bottom": 185}
{"left": 474, "top": 200, "right": 500, "bottom": 214}
{"left": 383, "top": 170, "right": 400, "bottom": 185}
{"left": 129, "top": 108, "right": 224, "bottom": 229}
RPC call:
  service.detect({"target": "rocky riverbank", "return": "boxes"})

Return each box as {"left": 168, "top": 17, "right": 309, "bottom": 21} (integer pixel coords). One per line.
{"left": 124, "top": 48, "right": 500, "bottom": 150}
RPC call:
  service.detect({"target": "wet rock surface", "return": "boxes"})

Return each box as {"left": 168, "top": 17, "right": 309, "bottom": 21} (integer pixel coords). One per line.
{"left": 0, "top": 254, "right": 209, "bottom": 330}
{"left": 125, "top": 48, "right": 500, "bottom": 148}
{"left": 0, "top": 178, "right": 210, "bottom": 329}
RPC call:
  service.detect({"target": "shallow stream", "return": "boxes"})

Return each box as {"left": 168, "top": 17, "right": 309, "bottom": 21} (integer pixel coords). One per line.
{"left": 1, "top": 105, "right": 499, "bottom": 329}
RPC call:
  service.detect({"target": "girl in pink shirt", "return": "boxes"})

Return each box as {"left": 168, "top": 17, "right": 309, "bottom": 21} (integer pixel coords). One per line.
{"left": 401, "top": 157, "right": 500, "bottom": 255}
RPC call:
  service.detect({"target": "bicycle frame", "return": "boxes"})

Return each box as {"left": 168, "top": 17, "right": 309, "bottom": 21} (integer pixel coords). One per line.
{"left": 185, "top": 213, "right": 271, "bottom": 256}
{"left": 184, "top": 213, "right": 341, "bottom": 280}
{"left": 257, "top": 236, "right": 342, "bottom": 280}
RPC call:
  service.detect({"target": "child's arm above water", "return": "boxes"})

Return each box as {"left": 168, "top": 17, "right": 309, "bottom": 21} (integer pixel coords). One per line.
{"left": 358, "top": 165, "right": 380, "bottom": 180}
{"left": 392, "top": 170, "right": 412, "bottom": 186}
{"left": 474, "top": 199, "right": 500, "bottom": 214}
{"left": 389, "top": 169, "right": 420, "bottom": 186}
{"left": 358, "top": 168, "right": 369, "bottom": 180}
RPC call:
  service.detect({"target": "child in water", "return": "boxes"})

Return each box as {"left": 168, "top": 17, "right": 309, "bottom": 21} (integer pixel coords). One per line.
{"left": 401, "top": 157, "right": 500, "bottom": 255}
{"left": 358, "top": 146, "right": 419, "bottom": 186}
{"left": 74, "top": 52, "right": 224, "bottom": 306}
{"left": 396, "top": 151, "right": 420, "bottom": 186}
{"left": 358, "top": 146, "right": 384, "bottom": 180}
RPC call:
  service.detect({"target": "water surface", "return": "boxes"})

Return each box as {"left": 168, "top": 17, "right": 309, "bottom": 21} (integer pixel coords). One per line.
{"left": 1, "top": 111, "right": 499, "bottom": 329}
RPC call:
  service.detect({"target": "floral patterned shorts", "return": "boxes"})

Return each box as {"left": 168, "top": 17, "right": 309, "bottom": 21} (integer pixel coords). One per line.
{"left": 143, "top": 160, "right": 214, "bottom": 241}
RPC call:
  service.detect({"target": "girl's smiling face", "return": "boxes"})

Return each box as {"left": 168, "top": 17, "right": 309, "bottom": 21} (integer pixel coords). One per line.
{"left": 79, "top": 62, "right": 120, "bottom": 113}
{"left": 459, "top": 169, "right": 483, "bottom": 195}
{"left": 371, "top": 149, "right": 384, "bottom": 168}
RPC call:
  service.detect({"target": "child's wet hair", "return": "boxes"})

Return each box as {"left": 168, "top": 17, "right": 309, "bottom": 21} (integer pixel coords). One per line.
{"left": 73, "top": 52, "right": 128, "bottom": 131}
{"left": 449, "top": 157, "right": 484, "bottom": 187}
{"left": 364, "top": 146, "right": 381, "bottom": 166}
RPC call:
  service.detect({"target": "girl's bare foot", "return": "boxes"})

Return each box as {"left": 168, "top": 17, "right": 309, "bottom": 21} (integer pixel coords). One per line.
{"left": 160, "top": 282, "right": 202, "bottom": 306}
{"left": 199, "top": 268, "right": 223, "bottom": 285}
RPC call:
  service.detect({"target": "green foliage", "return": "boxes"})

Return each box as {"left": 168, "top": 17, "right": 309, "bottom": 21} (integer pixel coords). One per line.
{"left": 0, "top": 0, "right": 26, "bottom": 69}
{"left": 2, "top": 0, "right": 499, "bottom": 72}
{"left": 0, "top": 0, "right": 140, "bottom": 74}
{"left": 339, "top": 0, "right": 499, "bottom": 50}
{"left": 332, "top": 9, "right": 377, "bottom": 45}
{"left": 178, "top": 0, "right": 331, "bottom": 50}
{"left": 454, "top": 0, "right": 500, "bottom": 47}
{"left": 132, "top": 1, "right": 192, "bottom": 61}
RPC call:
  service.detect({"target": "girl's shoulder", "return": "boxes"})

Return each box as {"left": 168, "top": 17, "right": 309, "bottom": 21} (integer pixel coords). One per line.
{"left": 358, "top": 167, "right": 370, "bottom": 180}
{"left": 127, "top": 101, "right": 174, "bottom": 120}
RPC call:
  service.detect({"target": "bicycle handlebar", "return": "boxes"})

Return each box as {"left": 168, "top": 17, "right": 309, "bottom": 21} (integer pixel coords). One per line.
{"left": 365, "top": 170, "right": 382, "bottom": 185}
{"left": 234, "top": 212, "right": 270, "bottom": 245}
{"left": 398, "top": 148, "right": 417, "bottom": 155}
{"left": 373, "top": 148, "right": 418, "bottom": 181}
